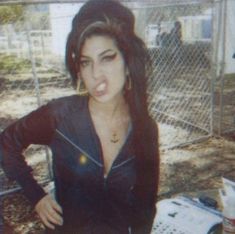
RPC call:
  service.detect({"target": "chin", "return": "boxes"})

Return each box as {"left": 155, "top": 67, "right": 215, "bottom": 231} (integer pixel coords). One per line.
{"left": 93, "top": 93, "right": 123, "bottom": 104}
{"left": 91, "top": 94, "right": 110, "bottom": 103}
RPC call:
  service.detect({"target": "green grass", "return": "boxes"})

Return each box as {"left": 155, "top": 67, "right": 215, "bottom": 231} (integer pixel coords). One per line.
{"left": 0, "top": 54, "right": 31, "bottom": 74}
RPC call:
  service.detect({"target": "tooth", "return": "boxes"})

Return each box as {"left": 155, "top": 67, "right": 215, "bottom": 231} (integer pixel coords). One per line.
{"left": 96, "top": 83, "right": 106, "bottom": 91}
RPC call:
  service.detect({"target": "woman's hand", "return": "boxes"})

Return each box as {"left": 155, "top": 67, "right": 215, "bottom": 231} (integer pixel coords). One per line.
{"left": 35, "top": 194, "right": 63, "bottom": 230}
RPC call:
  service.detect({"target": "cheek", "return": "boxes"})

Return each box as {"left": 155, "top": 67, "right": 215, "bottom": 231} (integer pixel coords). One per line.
{"left": 80, "top": 68, "right": 91, "bottom": 79}
{"left": 112, "top": 67, "right": 126, "bottom": 88}
{"left": 80, "top": 70, "right": 92, "bottom": 85}
{"left": 82, "top": 78, "right": 93, "bottom": 90}
{"left": 117, "top": 64, "right": 127, "bottom": 81}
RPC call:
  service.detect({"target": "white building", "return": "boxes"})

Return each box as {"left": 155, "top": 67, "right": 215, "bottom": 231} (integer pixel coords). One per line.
{"left": 49, "top": 3, "right": 82, "bottom": 57}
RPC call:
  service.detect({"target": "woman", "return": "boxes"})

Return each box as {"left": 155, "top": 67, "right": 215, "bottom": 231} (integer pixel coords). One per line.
{"left": 0, "top": 0, "right": 159, "bottom": 233}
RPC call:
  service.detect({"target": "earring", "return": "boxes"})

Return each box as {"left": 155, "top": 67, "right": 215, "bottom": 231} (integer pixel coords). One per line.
{"left": 126, "top": 75, "right": 132, "bottom": 90}
{"left": 77, "top": 79, "right": 88, "bottom": 96}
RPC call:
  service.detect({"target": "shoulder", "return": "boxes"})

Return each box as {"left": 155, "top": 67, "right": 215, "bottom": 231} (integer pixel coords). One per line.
{"left": 46, "top": 95, "right": 87, "bottom": 116}
{"left": 21, "top": 95, "right": 87, "bottom": 125}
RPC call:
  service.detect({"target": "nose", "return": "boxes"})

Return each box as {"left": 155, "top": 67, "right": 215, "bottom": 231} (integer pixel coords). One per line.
{"left": 92, "top": 62, "right": 102, "bottom": 80}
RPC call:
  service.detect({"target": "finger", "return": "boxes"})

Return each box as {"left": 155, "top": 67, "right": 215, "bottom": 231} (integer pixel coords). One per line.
{"left": 41, "top": 215, "right": 55, "bottom": 230}
{"left": 48, "top": 201, "right": 63, "bottom": 224}
{"left": 47, "top": 208, "right": 63, "bottom": 226}
{"left": 47, "top": 213, "right": 63, "bottom": 226}
{"left": 51, "top": 200, "right": 63, "bottom": 214}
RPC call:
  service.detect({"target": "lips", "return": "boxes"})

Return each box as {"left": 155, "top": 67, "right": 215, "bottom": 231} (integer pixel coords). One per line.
{"left": 93, "top": 80, "right": 108, "bottom": 96}
{"left": 96, "top": 82, "right": 106, "bottom": 92}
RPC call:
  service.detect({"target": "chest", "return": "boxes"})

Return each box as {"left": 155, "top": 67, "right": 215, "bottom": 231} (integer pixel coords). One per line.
{"left": 95, "top": 126, "right": 129, "bottom": 177}
{"left": 50, "top": 113, "right": 135, "bottom": 186}
{"left": 90, "top": 116, "right": 131, "bottom": 176}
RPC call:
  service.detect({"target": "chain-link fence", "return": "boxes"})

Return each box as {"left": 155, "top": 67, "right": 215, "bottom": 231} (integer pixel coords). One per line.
{"left": 135, "top": 1, "right": 214, "bottom": 149}
{"left": 0, "top": 0, "right": 234, "bottom": 196}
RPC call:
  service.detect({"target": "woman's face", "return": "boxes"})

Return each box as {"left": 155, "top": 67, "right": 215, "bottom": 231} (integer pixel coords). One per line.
{"left": 78, "top": 35, "right": 128, "bottom": 103}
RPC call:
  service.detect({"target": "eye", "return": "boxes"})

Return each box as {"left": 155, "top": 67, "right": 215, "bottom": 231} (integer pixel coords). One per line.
{"left": 79, "top": 59, "right": 90, "bottom": 68}
{"left": 102, "top": 53, "right": 117, "bottom": 62}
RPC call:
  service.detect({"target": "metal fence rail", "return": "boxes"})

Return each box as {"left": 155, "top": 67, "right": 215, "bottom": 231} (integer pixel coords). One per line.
{"left": 0, "top": 0, "right": 234, "bottom": 196}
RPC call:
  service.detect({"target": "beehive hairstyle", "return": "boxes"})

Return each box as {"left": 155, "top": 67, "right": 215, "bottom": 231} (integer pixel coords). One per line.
{"left": 65, "top": 0, "right": 159, "bottom": 225}
{"left": 65, "top": 0, "right": 151, "bottom": 128}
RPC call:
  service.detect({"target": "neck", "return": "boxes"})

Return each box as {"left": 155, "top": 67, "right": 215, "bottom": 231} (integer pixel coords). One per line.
{"left": 88, "top": 96, "right": 130, "bottom": 144}
{"left": 89, "top": 96, "right": 127, "bottom": 119}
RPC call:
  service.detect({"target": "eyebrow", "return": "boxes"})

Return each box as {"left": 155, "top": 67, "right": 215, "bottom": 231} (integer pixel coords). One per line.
{"left": 80, "top": 49, "right": 116, "bottom": 59}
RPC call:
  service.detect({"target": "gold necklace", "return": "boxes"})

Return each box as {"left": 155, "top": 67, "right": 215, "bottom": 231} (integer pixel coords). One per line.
{"left": 109, "top": 104, "right": 122, "bottom": 144}
{"left": 110, "top": 132, "right": 119, "bottom": 143}
{"left": 89, "top": 99, "right": 127, "bottom": 144}
{"left": 109, "top": 114, "right": 130, "bottom": 144}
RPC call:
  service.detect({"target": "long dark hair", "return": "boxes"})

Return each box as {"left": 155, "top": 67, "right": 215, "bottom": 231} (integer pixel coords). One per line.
{"left": 66, "top": 0, "right": 159, "bottom": 209}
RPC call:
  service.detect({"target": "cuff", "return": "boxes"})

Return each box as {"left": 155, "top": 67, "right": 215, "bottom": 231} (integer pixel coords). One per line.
{"left": 17, "top": 174, "right": 47, "bottom": 207}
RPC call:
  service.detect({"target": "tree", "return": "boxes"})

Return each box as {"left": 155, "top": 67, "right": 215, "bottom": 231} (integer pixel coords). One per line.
{"left": 0, "top": 5, "right": 24, "bottom": 24}
{"left": 0, "top": 5, "right": 24, "bottom": 53}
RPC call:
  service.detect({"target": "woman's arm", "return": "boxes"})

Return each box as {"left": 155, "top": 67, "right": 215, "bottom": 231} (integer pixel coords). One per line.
{"left": 0, "top": 103, "right": 64, "bottom": 229}
{"left": 0, "top": 103, "right": 55, "bottom": 206}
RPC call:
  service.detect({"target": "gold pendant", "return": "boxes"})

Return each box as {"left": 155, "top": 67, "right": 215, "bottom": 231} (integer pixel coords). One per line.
{"left": 111, "top": 133, "right": 119, "bottom": 143}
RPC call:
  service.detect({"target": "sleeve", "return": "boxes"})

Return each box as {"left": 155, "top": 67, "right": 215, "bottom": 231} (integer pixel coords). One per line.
{"left": 0, "top": 103, "right": 56, "bottom": 207}
{"left": 131, "top": 119, "right": 160, "bottom": 234}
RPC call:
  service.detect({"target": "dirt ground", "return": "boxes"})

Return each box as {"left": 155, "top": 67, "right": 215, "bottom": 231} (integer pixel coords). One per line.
{"left": 1, "top": 135, "right": 235, "bottom": 233}
{"left": 0, "top": 73, "right": 235, "bottom": 233}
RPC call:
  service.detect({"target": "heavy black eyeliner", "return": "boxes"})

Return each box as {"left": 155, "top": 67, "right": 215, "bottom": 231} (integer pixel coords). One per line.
{"left": 102, "top": 52, "right": 117, "bottom": 61}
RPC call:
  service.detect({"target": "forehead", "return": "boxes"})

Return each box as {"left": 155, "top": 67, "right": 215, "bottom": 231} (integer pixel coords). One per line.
{"left": 80, "top": 35, "right": 119, "bottom": 56}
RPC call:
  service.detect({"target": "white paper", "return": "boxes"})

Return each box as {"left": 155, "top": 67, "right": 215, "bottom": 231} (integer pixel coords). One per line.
{"left": 220, "top": 177, "right": 235, "bottom": 207}
{"left": 152, "top": 196, "right": 222, "bottom": 234}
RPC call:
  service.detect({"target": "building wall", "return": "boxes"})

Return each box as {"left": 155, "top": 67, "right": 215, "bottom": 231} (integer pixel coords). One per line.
{"left": 49, "top": 3, "right": 82, "bottom": 56}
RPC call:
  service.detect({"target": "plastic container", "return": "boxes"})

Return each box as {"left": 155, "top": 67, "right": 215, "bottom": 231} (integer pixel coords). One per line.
{"left": 223, "top": 196, "right": 235, "bottom": 234}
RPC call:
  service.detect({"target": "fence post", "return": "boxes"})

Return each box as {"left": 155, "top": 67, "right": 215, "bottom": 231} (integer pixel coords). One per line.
{"left": 211, "top": 0, "right": 220, "bottom": 136}
{"left": 218, "top": 0, "right": 227, "bottom": 136}
{"left": 25, "top": 20, "right": 53, "bottom": 180}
